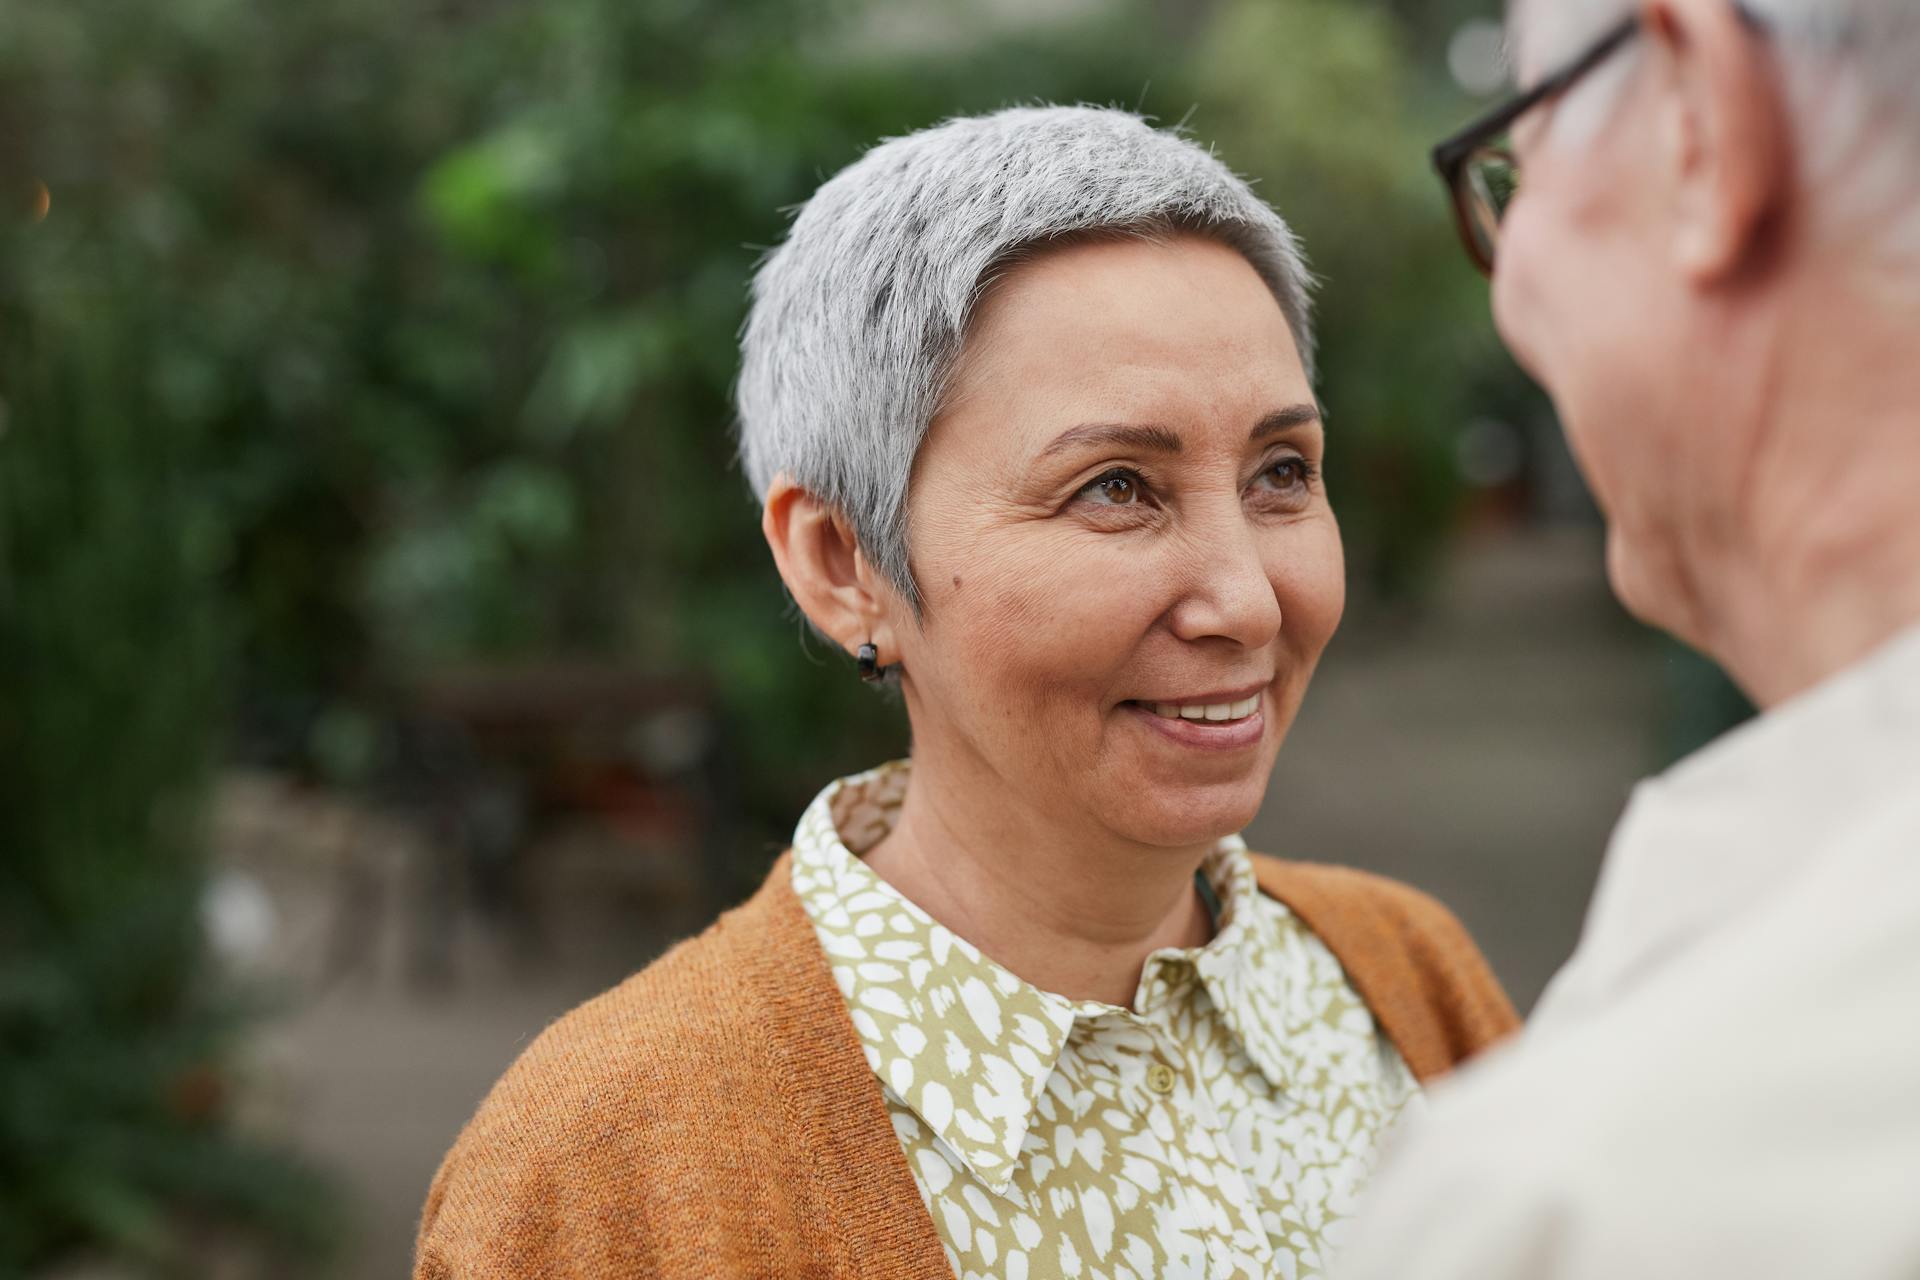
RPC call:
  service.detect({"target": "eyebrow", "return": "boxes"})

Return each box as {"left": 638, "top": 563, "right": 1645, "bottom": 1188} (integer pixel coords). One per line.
{"left": 1038, "top": 402, "right": 1323, "bottom": 459}
{"left": 1038, "top": 422, "right": 1184, "bottom": 458}
{"left": 1250, "top": 403, "right": 1323, "bottom": 440}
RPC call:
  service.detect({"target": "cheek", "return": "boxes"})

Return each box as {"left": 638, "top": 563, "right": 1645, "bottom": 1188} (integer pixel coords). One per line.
{"left": 1270, "top": 520, "right": 1345, "bottom": 658}
{"left": 1489, "top": 203, "right": 1641, "bottom": 511}
{"left": 1493, "top": 162, "right": 1640, "bottom": 383}
{"left": 915, "top": 532, "right": 1160, "bottom": 710}
{"left": 1491, "top": 210, "right": 1555, "bottom": 383}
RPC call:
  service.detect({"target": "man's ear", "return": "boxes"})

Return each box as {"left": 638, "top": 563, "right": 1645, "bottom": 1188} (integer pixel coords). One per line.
{"left": 1645, "top": 0, "right": 1792, "bottom": 281}
{"left": 761, "top": 475, "right": 901, "bottom": 662}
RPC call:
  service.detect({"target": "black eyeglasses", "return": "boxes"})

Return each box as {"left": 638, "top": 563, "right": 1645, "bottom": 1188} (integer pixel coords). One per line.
{"left": 1430, "top": 15, "right": 1640, "bottom": 275}
{"left": 1430, "top": 4, "right": 1770, "bottom": 275}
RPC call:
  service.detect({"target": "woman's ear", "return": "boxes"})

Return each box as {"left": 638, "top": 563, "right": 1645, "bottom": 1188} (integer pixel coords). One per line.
{"left": 761, "top": 475, "right": 900, "bottom": 661}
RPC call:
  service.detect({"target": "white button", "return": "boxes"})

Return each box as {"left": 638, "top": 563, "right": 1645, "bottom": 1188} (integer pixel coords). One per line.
{"left": 1146, "top": 1062, "right": 1177, "bottom": 1095}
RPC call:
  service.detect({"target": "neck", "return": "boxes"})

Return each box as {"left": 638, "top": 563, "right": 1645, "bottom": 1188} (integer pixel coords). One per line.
{"left": 860, "top": 743, "right": 1215, "bottom": 1009}
{"left": 1693, "top": 281, "right": 1920, "bottom": 707}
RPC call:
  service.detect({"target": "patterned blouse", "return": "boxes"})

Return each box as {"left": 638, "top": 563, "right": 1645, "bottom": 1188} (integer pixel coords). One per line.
{"left": 791, "top": 761, "right": 1422, "bottom": 1280}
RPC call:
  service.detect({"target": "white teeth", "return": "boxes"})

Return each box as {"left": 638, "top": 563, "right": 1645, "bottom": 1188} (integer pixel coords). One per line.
{"left": 1145, "top": 695, "right": 1261, "bottom": 722}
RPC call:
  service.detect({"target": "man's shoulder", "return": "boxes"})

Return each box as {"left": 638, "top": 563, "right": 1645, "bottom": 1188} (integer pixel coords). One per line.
{"left": 1344, "top": 874, "right": 1920, "bottom": 1280}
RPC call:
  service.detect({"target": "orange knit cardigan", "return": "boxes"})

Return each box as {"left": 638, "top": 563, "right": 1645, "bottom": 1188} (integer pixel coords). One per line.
{"left": 415, "top": 851, "right": 1519, "bottom": 1279}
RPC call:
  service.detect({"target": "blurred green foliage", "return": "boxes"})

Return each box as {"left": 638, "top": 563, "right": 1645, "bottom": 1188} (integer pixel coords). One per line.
{"left": 1, "top": 0, "right": 1519, "bottom": 1269}
{"left": 0, "top": 299, "right": 341, "bottom": 1268}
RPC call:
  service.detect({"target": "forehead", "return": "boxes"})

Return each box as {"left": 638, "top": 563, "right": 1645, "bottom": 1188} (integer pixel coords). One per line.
{"left": 943, "top": 233, "right": 1307, "bottom": 441}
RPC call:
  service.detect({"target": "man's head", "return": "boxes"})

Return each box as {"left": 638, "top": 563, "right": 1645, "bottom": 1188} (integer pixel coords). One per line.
{"left": 1490, "top": 0, "right": 1920, "bottom": 686}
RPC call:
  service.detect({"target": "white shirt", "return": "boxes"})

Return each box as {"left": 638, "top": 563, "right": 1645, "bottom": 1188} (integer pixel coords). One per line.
{"left": 1336, "top": 622, "right": 1920, "bottom": 1280}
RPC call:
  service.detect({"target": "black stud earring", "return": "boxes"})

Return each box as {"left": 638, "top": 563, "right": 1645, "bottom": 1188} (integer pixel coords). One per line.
{"left": 856, "top": 642, "right": 882, "bottom": 682}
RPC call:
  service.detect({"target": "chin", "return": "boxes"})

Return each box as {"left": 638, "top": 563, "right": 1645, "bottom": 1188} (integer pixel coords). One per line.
{"left": 1604, "top": 531, "right": 1648, "bottom": 618}
{"left": 1607, "top": 524, "right": 1726, "bottom": 664}
{"left": 1605, "top": 525, "right": 1680, "bottom": 632}
{"left": 1109, "top": 771, "right": 1271, "bottom": 849}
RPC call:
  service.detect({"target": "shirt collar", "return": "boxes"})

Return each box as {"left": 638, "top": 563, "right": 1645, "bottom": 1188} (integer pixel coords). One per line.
{"left": 1535, "top": 621, "right": 1920, "bottom": 1027}
{"left": 790, "top": 760, "right": 1291, "bottom": 1193}
{"left": 1146, "top": 839, "right": 1311, "bottom": 1096}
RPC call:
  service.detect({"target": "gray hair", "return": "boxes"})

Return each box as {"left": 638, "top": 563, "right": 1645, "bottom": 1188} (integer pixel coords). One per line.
{"left": 735, "top": 105, "right": 1316, "bottom": 609}
{"left": 1514, "top": 0, "right": 1920, "bottom": 264}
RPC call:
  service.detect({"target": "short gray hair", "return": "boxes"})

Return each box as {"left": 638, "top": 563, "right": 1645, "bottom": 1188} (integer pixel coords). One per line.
{"left": 735, "top": 105, "right": 1316, "bottom": 609}
{"left": 1515, "top": 0, "right": 1920, "bottom": 263}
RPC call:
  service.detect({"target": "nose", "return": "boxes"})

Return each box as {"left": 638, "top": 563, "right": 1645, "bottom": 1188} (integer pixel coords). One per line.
{"left": 1164, "top": 507, "right": 1283, "bottom": 650}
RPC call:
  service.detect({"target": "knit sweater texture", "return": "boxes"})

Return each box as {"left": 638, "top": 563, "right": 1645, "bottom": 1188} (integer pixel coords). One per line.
{"left": 414, "top": 851, "right": 1519, "bottom": 1279}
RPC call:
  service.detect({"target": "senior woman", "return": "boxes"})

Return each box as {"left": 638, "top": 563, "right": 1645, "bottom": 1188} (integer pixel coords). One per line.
{"left": 415, "top": 106, "right": 1517, "bottom": 1280}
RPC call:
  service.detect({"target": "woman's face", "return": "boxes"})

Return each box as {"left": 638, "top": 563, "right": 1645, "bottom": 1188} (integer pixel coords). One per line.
{"left": 889, "top": 233, "right": 1342, "bottom": 849}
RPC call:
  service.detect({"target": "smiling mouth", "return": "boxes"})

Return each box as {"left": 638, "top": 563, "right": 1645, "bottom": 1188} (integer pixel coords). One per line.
{"left": 1125, "top": 695, "right": 1262, "bottom": 724}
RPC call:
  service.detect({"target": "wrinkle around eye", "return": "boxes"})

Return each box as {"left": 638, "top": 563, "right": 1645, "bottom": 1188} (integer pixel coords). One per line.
{"left": 1244, "top": 457, "right": 1321, "bottom": 514}
{"left": 1066, "top": 485, "right": 1164, "bottom": 528}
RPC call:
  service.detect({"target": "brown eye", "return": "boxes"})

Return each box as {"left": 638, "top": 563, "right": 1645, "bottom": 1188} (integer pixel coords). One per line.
{"left": 1244, "top": 454, "right": 1320, "bottom": 506}
{"left": 1083, "top": 470, "right": 1141, "bottom": 505}
{"left": 1269, "top": 458, "right": 1311, "bottom": 486}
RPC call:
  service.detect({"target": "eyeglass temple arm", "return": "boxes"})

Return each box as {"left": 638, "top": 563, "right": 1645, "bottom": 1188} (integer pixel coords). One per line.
{"left": 1432, "top": 12, "right": 1641, "bottom": 180}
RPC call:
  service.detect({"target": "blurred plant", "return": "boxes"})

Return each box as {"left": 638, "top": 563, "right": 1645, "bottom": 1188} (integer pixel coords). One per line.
{"left": 0, "top": 292, "right": 340, "bottom": 1271}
